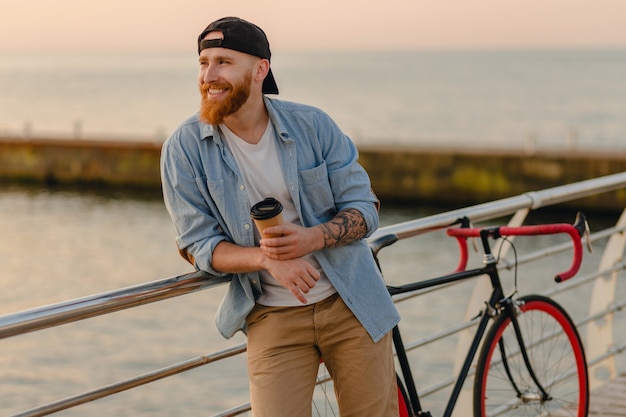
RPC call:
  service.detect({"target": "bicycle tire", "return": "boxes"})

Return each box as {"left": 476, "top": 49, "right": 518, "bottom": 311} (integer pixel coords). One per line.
{"left": 396, "top": 373, "right": 412, "bottom": 417}
{"left": 473, "top": 294, "right": 589, "bottom": 417}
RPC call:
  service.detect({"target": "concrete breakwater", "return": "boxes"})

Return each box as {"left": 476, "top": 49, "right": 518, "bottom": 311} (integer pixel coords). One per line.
{"left": 358, "top": 145, "right": 626, "bottom": 212}
{"left": 0, "top": 137, "right": 162, "bottom": 189}
{"left": 1, "top": 137, "right": 625, "bottom": 212}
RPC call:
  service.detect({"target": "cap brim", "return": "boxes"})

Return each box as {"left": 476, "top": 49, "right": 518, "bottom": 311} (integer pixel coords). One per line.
{"left": 262, "top": 69, "right": 279, "bottom": 95}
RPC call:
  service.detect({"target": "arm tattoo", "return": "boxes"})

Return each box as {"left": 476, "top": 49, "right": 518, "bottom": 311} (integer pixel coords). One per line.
{"left": 320, "top": 208, "right": 369, "bottom": 249}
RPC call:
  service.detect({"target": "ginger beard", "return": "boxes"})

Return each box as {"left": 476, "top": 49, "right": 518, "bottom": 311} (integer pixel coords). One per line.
{"left": 199, "top": 72, "right": 252, "bottom": 125}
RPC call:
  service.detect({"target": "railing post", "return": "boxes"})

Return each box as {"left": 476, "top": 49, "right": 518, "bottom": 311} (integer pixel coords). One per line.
{"left": 587, "top": 208, "right": 626, "bottom": 390}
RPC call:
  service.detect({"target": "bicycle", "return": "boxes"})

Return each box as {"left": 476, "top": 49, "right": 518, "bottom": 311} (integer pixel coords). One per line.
{"left": 314, "top": 212, "right": 590, "bottom": 417}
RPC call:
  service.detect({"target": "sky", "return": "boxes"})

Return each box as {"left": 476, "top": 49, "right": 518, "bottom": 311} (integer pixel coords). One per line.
{"left": 2, "top": 0, "right": 626, "bottom": 53}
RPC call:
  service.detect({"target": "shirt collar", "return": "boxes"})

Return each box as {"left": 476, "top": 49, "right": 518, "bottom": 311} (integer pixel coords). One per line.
{"left": 200, "top": 122, "right": 217, "bottom": 142}
{"left": 263, "top": 97, "right": 291, "bottom": 142}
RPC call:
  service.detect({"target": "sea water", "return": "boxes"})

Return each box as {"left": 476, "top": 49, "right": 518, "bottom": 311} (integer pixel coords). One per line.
{"left": 1, "top": 48, "right": 625, "bottom": 150}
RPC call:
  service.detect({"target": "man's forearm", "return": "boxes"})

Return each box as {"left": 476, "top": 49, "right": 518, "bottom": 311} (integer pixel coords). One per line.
{"left": 212, "top": 241, "right": 267, "bottom": 274}
{"left": 318, "top": 208, "right": 369, "bottom": 249}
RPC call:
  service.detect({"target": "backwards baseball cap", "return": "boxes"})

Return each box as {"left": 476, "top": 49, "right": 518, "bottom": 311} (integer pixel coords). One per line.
{"left": 198, "top": 17, "right": 279, "bottom": 95}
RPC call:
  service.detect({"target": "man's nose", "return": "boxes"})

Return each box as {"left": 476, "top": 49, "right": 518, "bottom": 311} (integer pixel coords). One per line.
{"left": 202, "top": 64, "right": 218, "bottom": 84}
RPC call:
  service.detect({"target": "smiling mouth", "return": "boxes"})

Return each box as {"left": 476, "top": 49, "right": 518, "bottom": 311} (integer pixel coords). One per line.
{"left": 203, "top": 82, "right": 231, "bottom": 96}
{"left": 200, "top": 82, "right": 230, "bottom": 98}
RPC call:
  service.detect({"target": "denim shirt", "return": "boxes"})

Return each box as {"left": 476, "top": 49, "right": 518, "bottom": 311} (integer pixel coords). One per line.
{"left": 160, "top": 97, "right": 400, "bottom": 342}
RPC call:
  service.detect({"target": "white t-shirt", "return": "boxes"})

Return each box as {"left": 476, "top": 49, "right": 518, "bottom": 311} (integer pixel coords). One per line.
{"left": 220, "top": 121, "right": 336, "bottom": 306}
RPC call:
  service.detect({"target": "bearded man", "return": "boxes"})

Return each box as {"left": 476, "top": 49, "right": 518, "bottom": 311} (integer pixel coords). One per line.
{"left": 160, "top": 17, "right": 400, "bottom": 417}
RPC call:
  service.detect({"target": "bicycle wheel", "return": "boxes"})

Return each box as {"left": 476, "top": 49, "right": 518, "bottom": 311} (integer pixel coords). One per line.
{"left": 397, "top": 373, "right": 412, "bottom": 417}
{"left": 312, "top": 364, "right": 411, "bottom": 417}
{"left": 474, "top": 295, "right": 588, "bottom": 417}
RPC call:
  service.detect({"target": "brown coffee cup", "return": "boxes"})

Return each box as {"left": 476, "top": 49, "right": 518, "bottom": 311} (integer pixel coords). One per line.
{"left": 250, "top": 197, "right": 284, "bottom": 238}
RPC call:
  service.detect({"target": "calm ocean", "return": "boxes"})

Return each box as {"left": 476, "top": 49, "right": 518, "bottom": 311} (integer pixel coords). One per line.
{"left": 1, "top": 48, "right": 625, "bottom": 150}
{"left": 1, "top": 49, "right": 625, "bottom": 416}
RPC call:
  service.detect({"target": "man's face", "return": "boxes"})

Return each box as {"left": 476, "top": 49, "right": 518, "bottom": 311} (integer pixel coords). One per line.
{"left": 199, "top": 69, "right": 252, "bottom": 125}
{"left": 197, "top": 31, "right": 255, "bottom": 125}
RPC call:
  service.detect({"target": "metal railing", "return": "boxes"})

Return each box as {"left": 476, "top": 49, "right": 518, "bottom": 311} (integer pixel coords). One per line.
{"left": 2, "top": 171, "right": 626, "bottom": 417}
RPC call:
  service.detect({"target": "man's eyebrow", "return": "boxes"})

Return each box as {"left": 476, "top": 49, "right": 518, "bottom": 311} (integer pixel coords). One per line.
{"left": 199, "top": 52, "right": 235, "bottom": 62}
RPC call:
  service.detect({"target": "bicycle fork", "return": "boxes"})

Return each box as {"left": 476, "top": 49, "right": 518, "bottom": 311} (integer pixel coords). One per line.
{"left": 499, "top": 298, "right": 552, "bottom": 403}
{"left": 479, "top": 230, "right": 553, "bottom": 405}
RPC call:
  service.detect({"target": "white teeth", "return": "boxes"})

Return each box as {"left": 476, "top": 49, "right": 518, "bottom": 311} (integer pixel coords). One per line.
{"left": 209, "top": 88, "right": 225, "bottom": 95}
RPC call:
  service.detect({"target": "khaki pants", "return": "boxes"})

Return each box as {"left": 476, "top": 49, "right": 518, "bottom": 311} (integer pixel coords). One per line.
{"left": 246, "top": 293, "right": 399, "bottom": 417}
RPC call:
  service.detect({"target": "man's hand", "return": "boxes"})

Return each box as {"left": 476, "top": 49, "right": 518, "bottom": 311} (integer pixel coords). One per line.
{"left": 260, "top": 208, "right": 368, "bottom": 261}
{"left": 211, "top": 240, "right": 320, "bottom": 303}
{"left": 264, "top": 256, "right": 320, "bottom": 303}
{"left": 260, "top": 223, "right": 323, "bottom": 260}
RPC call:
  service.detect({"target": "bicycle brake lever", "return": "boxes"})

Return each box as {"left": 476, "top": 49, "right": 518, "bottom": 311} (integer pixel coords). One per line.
{"left": 584, "top": 219, "right": 593, "bottom": 253}
{"left": 574, "top": 212, "right": 593, "bottom": 253}
{"left": 471, "top": 233, "right": 479, "bottom": 253}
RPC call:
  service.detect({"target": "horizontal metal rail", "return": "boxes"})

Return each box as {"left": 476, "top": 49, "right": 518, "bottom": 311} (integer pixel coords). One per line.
{"left": 1, "top": 171, "right": 625, "bottom": 416}
{"left": 0, "top": 270, "right": 231, "bottom": 340}
{"left": 371, "top": 171, "right": 626, "bottom": 240}
{"left": 11, "top": 344, "right": 247, "bottom": 417}
{"left": 2, "top": 172, "right": 625, "bottom": 341}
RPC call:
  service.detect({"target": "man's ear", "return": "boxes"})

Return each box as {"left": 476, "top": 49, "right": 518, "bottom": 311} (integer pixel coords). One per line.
{"left": 254, "top": 59, "right": 271, "bottom": 84}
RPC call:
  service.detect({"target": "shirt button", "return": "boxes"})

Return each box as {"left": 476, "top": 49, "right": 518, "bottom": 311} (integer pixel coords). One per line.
{"left": 244, "top": 224, "right": 250, "bottom": 230}
{"left": 239, "top": 184, "right": 245, "bottom": 191}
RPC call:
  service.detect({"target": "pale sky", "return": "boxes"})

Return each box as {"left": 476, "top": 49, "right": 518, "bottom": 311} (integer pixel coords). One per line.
{"left": 2, "top": 0, "right": 626, "bottom": 52}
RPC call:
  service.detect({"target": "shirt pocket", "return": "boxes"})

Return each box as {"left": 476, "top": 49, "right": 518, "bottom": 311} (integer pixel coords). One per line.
{"left": 196, "top": 175, "right": 225, "bottom": 208}
{"left": 298, "top": 162, "right": 335, "bottom": 215}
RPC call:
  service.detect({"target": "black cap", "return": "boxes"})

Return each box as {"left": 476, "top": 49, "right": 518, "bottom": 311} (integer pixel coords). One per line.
{"left": 198, "top": 17, "right": 279, "bottom": 95}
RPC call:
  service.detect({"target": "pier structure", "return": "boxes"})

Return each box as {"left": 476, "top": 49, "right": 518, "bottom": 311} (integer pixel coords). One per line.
{"left": 1, "top": 136, "right": 625, "bottom": 212}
